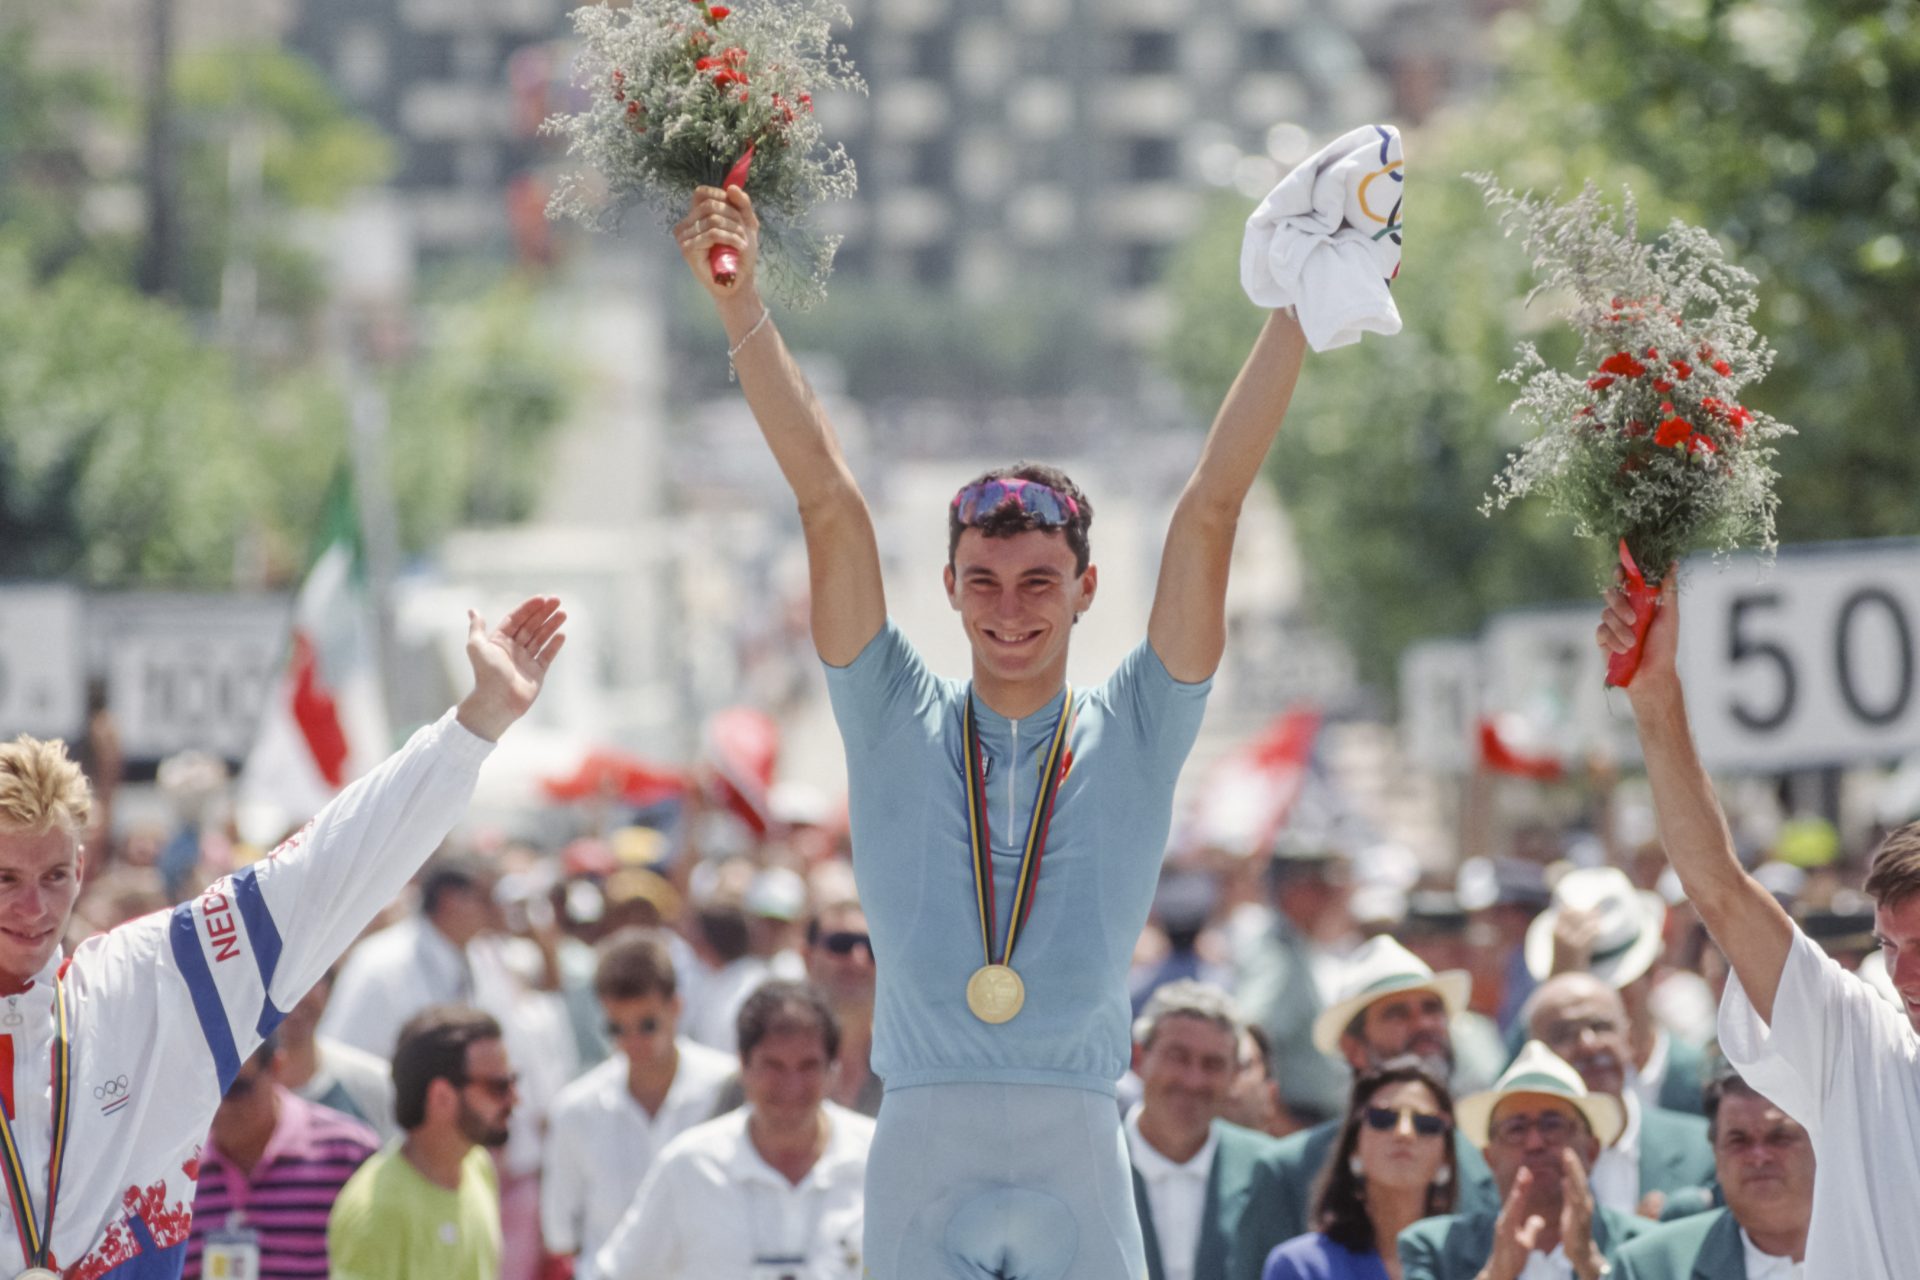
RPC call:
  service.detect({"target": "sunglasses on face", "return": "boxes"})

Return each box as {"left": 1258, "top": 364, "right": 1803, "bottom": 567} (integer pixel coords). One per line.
{"left": 951, "top": 478, "right": 1078, "bottom": 528}
{"left": 815, "top": 930, "right": 872, "bottom": 957}
{"left": 1363, "top": 1105, "right": 1450, "bottom": 1138}
{"left": 459, "top": 1072, "right": 519, "bottom": 1101}
{"left": 604, "top": 1017, "right": 664, "bottom": 1039}
{"left": 1489, "top": 1111, "right": 1577, "bottom": 1147}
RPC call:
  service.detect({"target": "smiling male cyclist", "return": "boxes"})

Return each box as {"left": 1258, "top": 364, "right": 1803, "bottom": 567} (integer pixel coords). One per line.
{"left": 674, "top": 185, "right": 1312, "bottom": 1280}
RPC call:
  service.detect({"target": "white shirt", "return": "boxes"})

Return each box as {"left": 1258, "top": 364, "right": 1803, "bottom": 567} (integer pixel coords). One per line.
{"left": 1588, "top": 1088, "right": 1642, "bottom": 1214}
{"left": 541, "top": 1040, "right": 736, "bottom": 1264}
{"left": 1720, "top": 924, "right": 1920, "bottom": 1279}
{"left": 1630, "top": 1029, "right": 1670, "bottom": 1115}
{"left": 1740, "top": 1228, "right": 1805, "bottom": 1280}
{"left": 1124, "top": 1105, "right": 1217, "bottom": 1280}
{"left": 683, "top": 956, "right": 773, "bottom": 1052}
{"left": 1518, "top": 1243, "right": 1573, "bottom": 1279}
{"left": 591, "top": 1102, "right": 874, "bottom": 1280}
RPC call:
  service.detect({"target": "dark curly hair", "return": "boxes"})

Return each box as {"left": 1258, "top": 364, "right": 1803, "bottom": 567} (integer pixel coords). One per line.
{"left": 1312, "top": 1056, "right": 1458, "bottom": 1254}
{"left": 947, "top": 463, "right": 1094, "bottom": 575}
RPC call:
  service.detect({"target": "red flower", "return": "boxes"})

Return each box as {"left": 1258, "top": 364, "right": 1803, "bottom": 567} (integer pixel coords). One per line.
{"left": 696, "top": 55, "right": 716, "bottom": 70}
{"left": 1728, "top": 405, "right": 1753, "bottom": 437}
{"left": 1655, "top": 417, "right": 1693, "bottom": 448}
{"left": 709, "top": 3, "right": 731, "bottom": 15}
{"left": 1660, "top": 401, "right": 1675, "bottom": 414}
{"left": 1654, "top": 378, "right": 1674, "bottom": 394}
{"left": 1688, "top": 433, "right": 1718, "bottom": 456}
{"left": 1626, "top": 420, "right": 1647, "bottom": 437}
{"left": 1587, "top": 375, "right": 1616, "bottom": 392}
{"left": 1712, "top": 359, "right": 1732, "bottom": 376}
{"left": 1669, "top": 359, "right": 1692, "bottom": 379}
{"left": 626, "top": 100, "right": 640, "bottom": 117}
{"left": 798, "top": 92, "right": 813, "bottom": 111}
{"left": 1645, "top": 346, "right": 1659, "bottom": 359}
{"left": 1598, "top": 352, "right": 1647, "bottom": 378}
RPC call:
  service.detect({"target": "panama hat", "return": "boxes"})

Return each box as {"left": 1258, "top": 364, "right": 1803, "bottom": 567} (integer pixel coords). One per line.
{"left": 1523, "top": 866, "right": 1666, "bottom": 989}
{"left": 1310, "top": 935, "right": 1471, "bottom": 1056}
{"left": 1456, "top": 1040, "right": 1625, "bottom": 1149}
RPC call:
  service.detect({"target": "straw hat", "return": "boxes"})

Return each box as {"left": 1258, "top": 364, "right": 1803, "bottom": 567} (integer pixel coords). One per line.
{"left": 1523, "top": 866, "right": 1665, "bottom": 988}
{"left": 1456, "top": 1040, "right": 1625, "bottom": 1149}
{"left": 1310, "top": 935, "right": 1471, "bottom": 1056}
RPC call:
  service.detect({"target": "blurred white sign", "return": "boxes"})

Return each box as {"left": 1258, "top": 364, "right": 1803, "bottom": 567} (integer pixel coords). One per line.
{"left": 92, "top": 595, "right": 290, "bottom": 761}
{"left": 1483, "top": 607, "right": 1638, "bottom": 763}
{"left": 1678, "top": 542, "right": 1920, "bottom": 771}
{"left": 0, "top": 586, "right": 86, "bottom": 737}
{"left": 1400, "top": 639, "right": 1478, "bottom": 772}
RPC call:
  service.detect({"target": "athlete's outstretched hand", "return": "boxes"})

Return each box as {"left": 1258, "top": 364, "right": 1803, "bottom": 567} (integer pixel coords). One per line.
{"left": 675, "top": 184, "right": 760, "bottom": 301}
{"left": 456, "top": 596, "right": 567, "bottom": 741}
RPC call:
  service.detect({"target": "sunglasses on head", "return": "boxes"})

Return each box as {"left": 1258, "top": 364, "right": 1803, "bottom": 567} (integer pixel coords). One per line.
{"left": 816, "top": 929, "right": 872, "bottom": 957}
{"left": 952, "top": 478, "right": 1078, "bottom": 528}
{"left": 1363, "top": 1105, "right": 1450, "bottom": 1138}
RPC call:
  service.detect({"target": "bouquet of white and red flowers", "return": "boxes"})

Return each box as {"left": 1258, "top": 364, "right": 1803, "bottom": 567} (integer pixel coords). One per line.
{"left": 1476, "top": 179, "right": 1794, "bottom": 686}
{"left": 546, "top": 0, "right": 863, "bottom": 307}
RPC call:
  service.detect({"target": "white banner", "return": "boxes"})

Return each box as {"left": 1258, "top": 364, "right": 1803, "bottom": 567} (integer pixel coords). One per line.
{"left": 1677, "top": 541, "right": 1920, "bottom": 772}
{"left": 0, "top": 585, "right": 86, "bottom": 737}
{"left": 91, "top": 595, "right": 290, "bottom": 761}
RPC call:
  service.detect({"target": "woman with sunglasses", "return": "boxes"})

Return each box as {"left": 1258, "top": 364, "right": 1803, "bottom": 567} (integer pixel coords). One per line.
{"left": 1262, "top": 1057, "right": 1458, "bottom": 1280}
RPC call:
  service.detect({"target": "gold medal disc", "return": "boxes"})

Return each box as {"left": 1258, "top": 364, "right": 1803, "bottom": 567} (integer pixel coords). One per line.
{"left": 966, "top": 964, "right": 1026, "bottom": 1024}
{"left": 20, "top": 1270, "right": 60, "bottom": 1280}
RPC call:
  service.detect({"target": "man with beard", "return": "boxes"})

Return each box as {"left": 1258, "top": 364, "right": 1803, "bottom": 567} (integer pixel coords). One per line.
{"left": 1611, "top": 1067, "right": 1815, "bottom": 1280}
{"left": 1399, "top": 1042, "right": 1647, "bottom": 1280}
{"left": 328, "top": 1007, "right": 518, "bottom": 1280}
{"left": 1246, "top": 937, "right": 1500, "bottom": 1249}
{"left": 1523, "top": 973, "right": 1713, "bottom": 1219}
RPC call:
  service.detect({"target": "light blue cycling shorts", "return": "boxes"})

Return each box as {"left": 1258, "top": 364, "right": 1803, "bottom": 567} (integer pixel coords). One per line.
{"left": 863, "top": 1082, "right": 1148, "bottom": 1280}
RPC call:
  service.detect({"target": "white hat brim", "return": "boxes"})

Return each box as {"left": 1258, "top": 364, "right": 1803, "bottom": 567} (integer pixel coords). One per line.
{"left": 1523, "top": 893, "right": 1665, "bottom": 989}
{"left": 1456, "top": 1086, "right": 1626, "bottom": 1151}
{"left": 1311, "top": 970, "right": 1472, "bottom": 1056}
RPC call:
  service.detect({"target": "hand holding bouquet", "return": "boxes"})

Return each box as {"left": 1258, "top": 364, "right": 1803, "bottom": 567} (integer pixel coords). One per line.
{"left": 546, "top": 0, "right": 863, "bottom": 308}
{"left": 1475, "top": 180, "right": 1793, "bottom": 686}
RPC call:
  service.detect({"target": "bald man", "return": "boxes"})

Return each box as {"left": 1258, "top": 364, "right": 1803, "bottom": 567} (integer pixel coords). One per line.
{"left": 1523, "top": 973, "right": 1713, "bottom": 1218}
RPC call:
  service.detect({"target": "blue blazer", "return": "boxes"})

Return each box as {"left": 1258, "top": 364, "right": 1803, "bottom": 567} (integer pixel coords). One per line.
{"left": 1612, "top": 1208, "right": 1749, "bottom": 1280}
{"left": 1261, "top": 1231, "right": 1391, "bottom": 1280}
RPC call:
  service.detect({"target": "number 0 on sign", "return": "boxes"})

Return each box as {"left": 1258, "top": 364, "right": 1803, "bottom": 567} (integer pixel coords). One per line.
{"left": 1676, "top": 542, "right": 1920, "bottom": 771}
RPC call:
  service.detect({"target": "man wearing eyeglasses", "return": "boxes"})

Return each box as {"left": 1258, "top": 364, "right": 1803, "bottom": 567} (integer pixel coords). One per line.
{"left": 329, "top": 1006, "right": 520, "bottom": 1280}
{"left": 804, "top": 901, "right": 880, "bottom": 1117}
{"left": 540, "top": 929, "right": 734, "bottom": 1277}
{"left": 678, "top": 155, "right": 1310, "bottom": 1278}
{"left": 1400, "top": 1042, "right": 1648, "bottom": 1280}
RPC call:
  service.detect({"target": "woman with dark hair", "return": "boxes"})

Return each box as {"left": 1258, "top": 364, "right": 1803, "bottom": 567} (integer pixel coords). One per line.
{"left": 1262, "top": 1056, "right": 1458, "bottom": 1280}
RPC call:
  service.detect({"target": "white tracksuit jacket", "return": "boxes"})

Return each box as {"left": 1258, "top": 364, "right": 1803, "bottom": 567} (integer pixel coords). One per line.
{"left": 1, "top": 709, "right": 490, "bottom": 1278}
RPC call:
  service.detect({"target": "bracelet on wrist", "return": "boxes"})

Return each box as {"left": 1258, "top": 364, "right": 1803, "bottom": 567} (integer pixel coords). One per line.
{"left": 727, "top": 305, "right": 772, "bottom": 379}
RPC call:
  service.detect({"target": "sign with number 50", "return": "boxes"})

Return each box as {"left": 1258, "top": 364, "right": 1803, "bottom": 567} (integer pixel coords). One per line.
{"left": 1678, "top": 540, "right": 1920, "bottom": 771}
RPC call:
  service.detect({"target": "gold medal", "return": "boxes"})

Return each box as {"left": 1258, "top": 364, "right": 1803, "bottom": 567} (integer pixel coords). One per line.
{"left": 966, "top": 964, "right": 1026, "bottom": 1024}
{"left": 19, "top": 1269, "right": 60, "bottom": 1280}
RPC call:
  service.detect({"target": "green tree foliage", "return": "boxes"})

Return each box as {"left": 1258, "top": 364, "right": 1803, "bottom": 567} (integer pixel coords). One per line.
{"left": 1160, "top": 1, "right": 1920, "bottom": 690}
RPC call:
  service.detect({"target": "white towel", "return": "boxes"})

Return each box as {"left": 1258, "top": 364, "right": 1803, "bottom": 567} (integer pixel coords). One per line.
{"left": 1240, "top": 123, "right": 1404, "bottom": 351}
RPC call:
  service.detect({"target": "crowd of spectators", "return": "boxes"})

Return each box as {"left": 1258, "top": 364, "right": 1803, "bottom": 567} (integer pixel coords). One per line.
{"left": 60, "top": 736, "right": 1894, "bottom": 1280}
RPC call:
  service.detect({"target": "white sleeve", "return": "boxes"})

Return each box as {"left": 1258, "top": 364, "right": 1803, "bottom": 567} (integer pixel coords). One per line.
{"left": 1717, "top": 924, "right": 1909, "bottom": 1135}
{"left": 540, "top": 1100, "right": 588, "bottom": 1256}
{"left": 167, "top": 709, "right": 490, "bottom": 1088}
{"left": 589, "top": 1157, "right": 679, "bottom": 1280}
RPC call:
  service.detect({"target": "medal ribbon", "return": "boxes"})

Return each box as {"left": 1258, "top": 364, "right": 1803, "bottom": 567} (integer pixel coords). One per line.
{"left": 0, "top": 975, "right": 70, "bottom": 1272}
{"left": 963, "top": 686, "right": 1074, "bottom": 968}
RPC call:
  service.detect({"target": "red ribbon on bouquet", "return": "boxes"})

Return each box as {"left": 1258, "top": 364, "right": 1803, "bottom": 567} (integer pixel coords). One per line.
{"left": 707, "top": 143, "right": 756, "bottom": 285}
{"left": 1606, "top": 539, "right": 1660, "bottom": 688}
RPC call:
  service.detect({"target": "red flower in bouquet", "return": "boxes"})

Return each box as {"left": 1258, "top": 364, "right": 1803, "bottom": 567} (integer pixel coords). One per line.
{"left": 1476, "top": 178, "right": 1794, "bottom": 686}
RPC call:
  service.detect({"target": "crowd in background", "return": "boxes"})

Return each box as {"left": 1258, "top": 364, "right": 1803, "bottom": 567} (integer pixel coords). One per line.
{"left": 59, "top": 722, "right": 1893, "bottom": 1279}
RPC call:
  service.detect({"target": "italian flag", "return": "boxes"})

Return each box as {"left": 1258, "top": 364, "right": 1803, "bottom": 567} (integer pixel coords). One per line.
{"left": 237, "top": 474, "right": 390, "bottom": 842}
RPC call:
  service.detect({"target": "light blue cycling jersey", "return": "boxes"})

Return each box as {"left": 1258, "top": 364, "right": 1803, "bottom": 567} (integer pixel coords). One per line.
{"left": 824, "top": 621, "right": 1211, "bottom": 1096}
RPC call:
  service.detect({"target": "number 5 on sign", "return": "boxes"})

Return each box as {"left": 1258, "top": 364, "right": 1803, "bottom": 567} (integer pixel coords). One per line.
{"left": 1677, "top": 540, "right": 1920, "bottom": 772}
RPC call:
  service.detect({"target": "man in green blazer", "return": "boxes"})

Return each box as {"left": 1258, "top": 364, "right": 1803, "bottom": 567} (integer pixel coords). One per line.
{"left": 1526, "top": 973, "right": 1715, "bottom": 1217}
{"left": 1610, "top": 1067, "right": 1814, "bottom": 1279}
{"left": 1239, "top": 936, "right": 1503, "bottom": 1263}
{"left": 1126, "top": 981, "right": 1291, "bottom": 1280}
{"left": 1399, "top": 1042, "right": 1650, "bottom": 1280}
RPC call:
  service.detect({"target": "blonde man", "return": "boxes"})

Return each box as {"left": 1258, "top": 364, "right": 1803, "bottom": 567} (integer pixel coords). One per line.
{"left": 0, "top": 596, "right": 562, "bottom": 1279}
